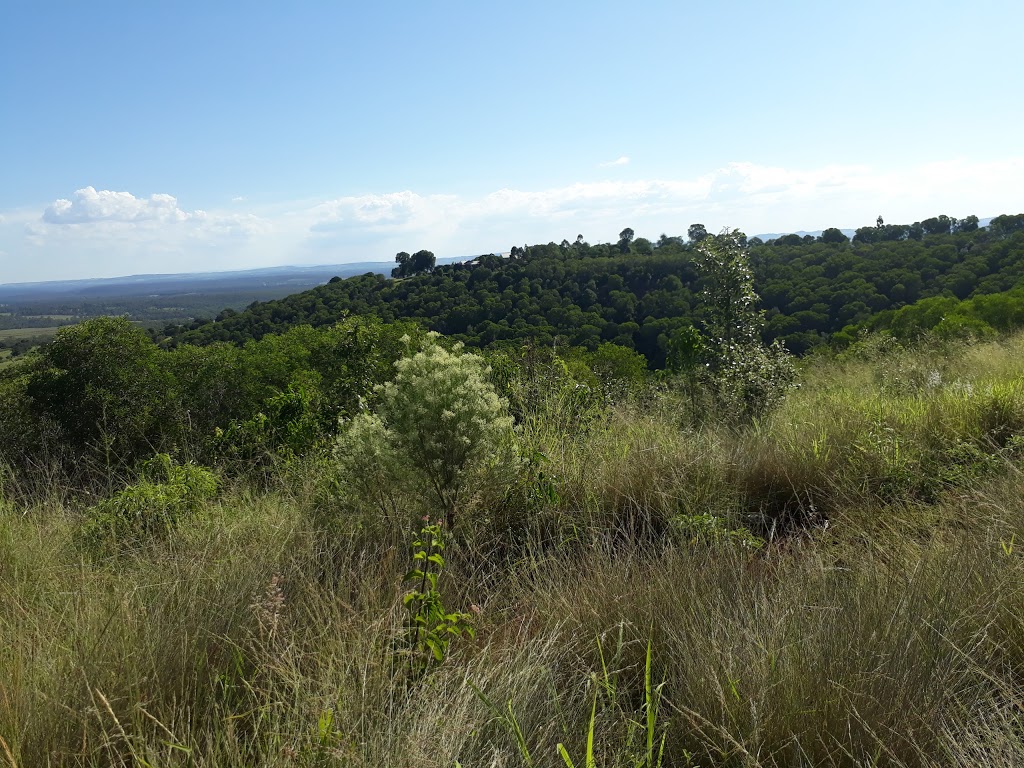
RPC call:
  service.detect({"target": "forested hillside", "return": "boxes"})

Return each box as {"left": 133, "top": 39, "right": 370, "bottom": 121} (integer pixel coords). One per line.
{"left": 167, "top": 213, "right": 1024, "bottom": 363}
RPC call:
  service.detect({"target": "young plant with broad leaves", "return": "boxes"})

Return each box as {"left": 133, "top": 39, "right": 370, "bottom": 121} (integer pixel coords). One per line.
{"left": 401, "top": 517, "right": 475, "bottom": 676}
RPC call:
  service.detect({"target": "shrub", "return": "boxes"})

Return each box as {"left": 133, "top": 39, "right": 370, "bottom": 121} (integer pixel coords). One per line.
{"left": 689, "top": 230, "right": 797, "bottom": 422}
{"left": 380, "top": 340, "right": 513, "bottom": 525}
{"left": 486, "top": 344, "right": 605, "bottom": 431}
{"left": 400, "top": 517, "right": 475, "bottom": 676}
{"left": 26, "top": 317, "right": 176, "bottom": 469}
{"left": 79, "top": 454, "right": 219, "bottom": 555}
{"left": 704, "top": 339, "right": 797, "bottom": 423}
{"left": 214, "top": 380, "right": 328, "bottom": 477}
{"left": 566, "top": 343, "right": 650, "bottom": 405}
{"left": 333, "top": 340, "right": 513, "bottom": 527}
{"left": 326, "top": 411, "right": 409, "bottom": 530}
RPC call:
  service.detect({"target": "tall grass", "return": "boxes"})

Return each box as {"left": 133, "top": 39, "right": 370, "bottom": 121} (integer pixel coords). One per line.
{"left": 7, "top": 475, "right": 1024, "bottom": 766}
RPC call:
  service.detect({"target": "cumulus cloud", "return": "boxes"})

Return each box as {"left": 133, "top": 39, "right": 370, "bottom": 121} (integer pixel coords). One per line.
{"left": 307, "top": 191, "right": 463, "bottom": 247}
{"left": 314, "top": 191, "right": 429, "bottom": 228}
{"left": 37, "top": 187, "right": 270, "bottom": 241}
{"left": 479, "top": 177, "right": 710, "bottom": 213}
{"left": 0, "top": 187, "right": 276, "bottom": 281}
{"left": 296, "top": 158, "right": 1023, "bottom": 255}
{"left": 599, "top": 156, "right": 630, "bottom": 167}
{"left": 43, "top": 187, "right": 192, "bottom": 225}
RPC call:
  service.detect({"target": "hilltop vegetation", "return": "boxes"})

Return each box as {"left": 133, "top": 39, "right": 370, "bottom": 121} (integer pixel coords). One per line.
{"left": 168, "top": 212, "right": 1024, "bottom": 361}
{"left": 0, "top": 232, "right": 784, "bottom": 481}
{"left": 5, "top": 225, "right": 1024, "bottom": 765}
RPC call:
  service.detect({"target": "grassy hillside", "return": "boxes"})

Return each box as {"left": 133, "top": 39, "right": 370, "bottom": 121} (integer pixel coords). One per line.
{"left": 5, "top": 317, "right": 1024, "bottom": 765}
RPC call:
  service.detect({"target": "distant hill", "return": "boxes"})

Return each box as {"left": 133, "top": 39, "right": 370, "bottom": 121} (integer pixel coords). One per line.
{"left": 166, "top": 215, "right": 1024, "bottom": 363}
{"left": 0, "top": 256, "right": 476, "bottom": 328}
{"left": 0, "top": 256, "right": 473, "bottom": 302}
{"left": 753, "top": 229, "right": 857, "bottom": 241}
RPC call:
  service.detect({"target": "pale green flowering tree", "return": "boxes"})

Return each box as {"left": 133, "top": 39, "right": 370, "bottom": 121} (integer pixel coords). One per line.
{"left": 334, "top": 338, "right": 513, "bottom": 527}
{"left": 379, "top": 340, "right": 513, "bottom": 526}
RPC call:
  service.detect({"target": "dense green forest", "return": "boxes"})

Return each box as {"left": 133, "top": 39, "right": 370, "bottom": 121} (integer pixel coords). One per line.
{"left": 167, "top": 212, "right": 1024, "bottom": 363}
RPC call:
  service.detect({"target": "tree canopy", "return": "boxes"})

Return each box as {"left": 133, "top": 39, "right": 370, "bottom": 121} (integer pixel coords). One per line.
{"left": 165, "top": 212, "right": 1024, "bottom": 361}
{"left": 392, "top": 249, "right": 436, "bottom": 278}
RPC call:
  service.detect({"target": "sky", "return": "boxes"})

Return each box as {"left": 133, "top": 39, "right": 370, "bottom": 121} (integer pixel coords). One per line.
{"left": 1, "top": 0, "right": 1022, "bottom": 284}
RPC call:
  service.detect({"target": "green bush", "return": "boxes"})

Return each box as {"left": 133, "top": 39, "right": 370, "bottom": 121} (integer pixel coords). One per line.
{"left": 704, "top": 338, "right": 797, "bottom": 423}
{"left": 213, "top": 380, "right": 329, "bottom": 479}
{"left": 79, "top": 454, "right": 219, "bottom": 555}
{"left": 26, "top": 317, "right": 176, "bottom": 470}
{"left": 486, "top": 344, "right": 606, "bottom": 432}
{"left": 333, "top": 339, "right": 513, "bottom": 527}
{"left": 326, "top": 410, "right": 410, "bottom": 531}
{"left": 565, "top": 343, "right": 650, "bottom": 405}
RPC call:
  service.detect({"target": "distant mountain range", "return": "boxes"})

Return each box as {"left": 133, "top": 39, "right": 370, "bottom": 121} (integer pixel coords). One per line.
{"left": 0, "top": 256, "right": 472, "bottom": 303}
{"left": 752, "top": 229, "right": 857, "bottom": 241}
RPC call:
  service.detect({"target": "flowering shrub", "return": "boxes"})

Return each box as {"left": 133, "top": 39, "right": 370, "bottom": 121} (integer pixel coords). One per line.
{"left": 378, "top": 341, "right": 513, "bottom": 525}
{"left": 333, "top": 340, "right": 513, "bottom": 526}
{"left": 330, "top": 410, "right": 407, "bottom": 524}
{"left": 707, "top": 339, "right": 797, "bottom": 422}
{"left": 690, "top": 230, "right": 797, "bottom": 422}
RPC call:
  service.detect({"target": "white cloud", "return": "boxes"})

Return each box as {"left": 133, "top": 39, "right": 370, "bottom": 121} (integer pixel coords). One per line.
{"left": 310, "top": 190, "right": 455, "bottom": 230}
{"left": 2, "top": 159, "right": 1022, "bottom": 282}
{"left": 0, "top": 187, "right": 276, "bottom": 282}
{"left": 599, "top": 156, "right": 630, "bottom": 167}
{"left": 38, "top": 187, "right": 269, "bottom": 241}
{"left": 36, "top": 187, "right": 269, "bottom": 242}
{"left": 43, "top": 186, "right": 192, "bottom": 225}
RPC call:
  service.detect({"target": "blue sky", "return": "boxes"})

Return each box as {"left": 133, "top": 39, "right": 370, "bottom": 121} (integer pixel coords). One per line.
{"left": 2, "top": 0, "right": 1022, "bottom": 282}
